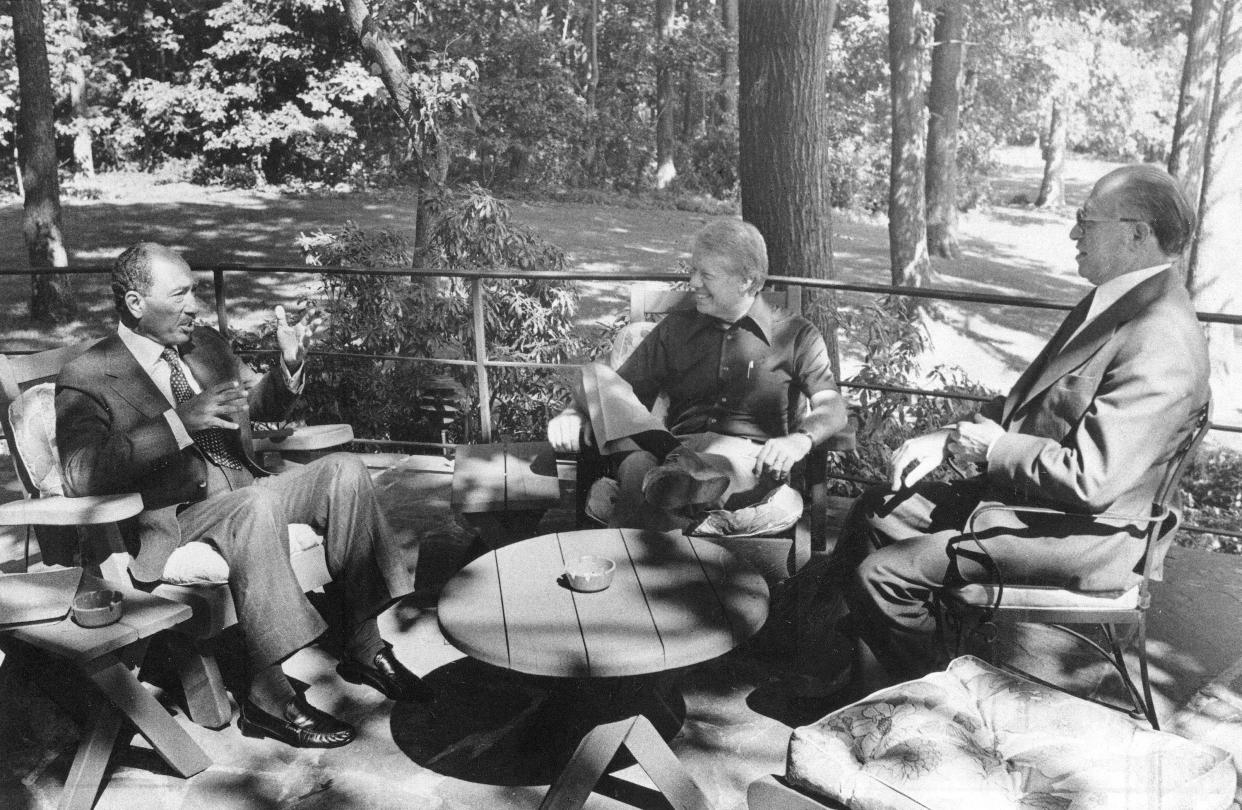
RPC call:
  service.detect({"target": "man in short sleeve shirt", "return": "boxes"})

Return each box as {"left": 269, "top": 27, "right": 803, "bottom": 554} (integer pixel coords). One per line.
{"left": 549, "top": 220, "right": 848, "bottom": 534}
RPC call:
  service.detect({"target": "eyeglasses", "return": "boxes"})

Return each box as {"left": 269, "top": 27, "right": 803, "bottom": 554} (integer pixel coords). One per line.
{"left": 1075, "top": 209, "right": 1145, "bottom": 227}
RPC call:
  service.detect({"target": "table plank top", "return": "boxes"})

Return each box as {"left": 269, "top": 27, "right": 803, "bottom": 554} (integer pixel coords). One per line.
{"left": 438, "top": 528, "right": 768, "bottom": 678}
{"left": 5, "top": 574, "right": 191, "bottom": 663}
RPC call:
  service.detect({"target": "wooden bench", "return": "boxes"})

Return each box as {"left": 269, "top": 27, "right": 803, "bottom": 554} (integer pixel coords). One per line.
{"left": 451, "top": 441, "right": 563, "bottom": 550}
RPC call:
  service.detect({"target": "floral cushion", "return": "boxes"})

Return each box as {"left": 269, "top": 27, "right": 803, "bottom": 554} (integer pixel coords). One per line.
{"left": 8, "top": 383, "right": 64, "bottom": 497}
{"left": 786, "top": 655, "right": 1235, "bottom": 810}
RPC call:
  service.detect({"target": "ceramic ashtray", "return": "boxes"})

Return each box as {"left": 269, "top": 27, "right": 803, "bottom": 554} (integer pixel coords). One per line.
{"left": 72, "top": 589, "right": 125, "bottom": 628}
{"left": 564, "top": 555, "right": 616, "bottom": 592}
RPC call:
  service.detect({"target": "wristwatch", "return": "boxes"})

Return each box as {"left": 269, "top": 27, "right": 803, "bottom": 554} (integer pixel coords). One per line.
{"left": 792, "top": 428, "right": 814, "bottom": 446}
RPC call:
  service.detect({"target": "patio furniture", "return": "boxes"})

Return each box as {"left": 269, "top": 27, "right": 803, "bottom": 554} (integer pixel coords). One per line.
{"left": 0, "top": 343, "right": 338, "bottom": 729}
{"left": 437, "top": 527, "right": 768, "bottom": 808}
{"left": 451, "top": 440, "right": 562, "bottom": 551}
{"left": 937, "top": 399, "right": 1213, "bottom": 729}
{"left": 747, "top": 655, "right": 1236, "bottom": 810}
{"left": 0, "top": 574, "right": 211, "bottom": 810}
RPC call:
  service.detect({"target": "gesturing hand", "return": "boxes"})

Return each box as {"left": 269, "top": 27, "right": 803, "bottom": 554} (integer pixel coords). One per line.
{"left": 274, "top": 304, "right": 323, "bottom": 370}
{"left": 176, "top": 380, "right": 249, "bottom": 433}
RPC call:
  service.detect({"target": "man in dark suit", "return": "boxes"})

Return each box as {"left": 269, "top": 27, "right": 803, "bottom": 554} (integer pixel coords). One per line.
{"left": 56, "top": 242, "right": 428, "bottom": 748}
{"left": 840, "top": 165, "right": 1210, "bottom": 682}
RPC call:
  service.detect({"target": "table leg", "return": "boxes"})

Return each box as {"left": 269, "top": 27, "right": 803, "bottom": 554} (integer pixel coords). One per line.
{"left": 539, "top": 716, "right": 712, "bottom": 810}
{"left": 82, "top": 641, "right": 210, "bottom": 778}
{"left": 59, "top": 702, "right": 124, "bottom": 810}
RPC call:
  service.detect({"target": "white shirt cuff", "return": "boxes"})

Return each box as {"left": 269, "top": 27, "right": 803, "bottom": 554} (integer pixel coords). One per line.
{"left": 163, "top": 409, "right": 195, "bottom": 449}
{"left": 985, "top": 433, "right": 1004, "bottom": 463}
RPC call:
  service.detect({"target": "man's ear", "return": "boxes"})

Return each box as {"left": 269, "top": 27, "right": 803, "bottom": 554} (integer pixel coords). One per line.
{"left": 123, "top": 290, "right": 145, "bottom": 319}
{"left": 1132, "top": 220, "right": 1153, "bottom": 244}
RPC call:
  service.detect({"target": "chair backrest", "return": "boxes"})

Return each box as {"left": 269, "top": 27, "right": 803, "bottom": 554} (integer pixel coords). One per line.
{"left": 629, "top": 283, "right": 803, "bottom": 322}
{"left": 0, "top": 343, "right": 93, "bottom": 499}
{"left": 1143, "top": 398, "right": 1213, "bottom": 583}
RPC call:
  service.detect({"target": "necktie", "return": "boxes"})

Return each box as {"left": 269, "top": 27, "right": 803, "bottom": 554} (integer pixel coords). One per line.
{"left": 162, "top": 347, "right": 245, "bottom": 469}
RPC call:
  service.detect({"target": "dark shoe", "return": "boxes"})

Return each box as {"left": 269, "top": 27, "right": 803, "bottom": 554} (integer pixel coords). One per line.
{"left": 642, "top": 447, "right": 731, "bottom": 510}
{"left": 337, "top": 643, "right": 434, "bottom": 703}
{"left": 238, "top": 695, "right": 355, "bottom": 748}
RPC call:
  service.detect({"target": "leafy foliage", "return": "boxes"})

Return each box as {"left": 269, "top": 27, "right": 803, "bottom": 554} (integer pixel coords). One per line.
{"left": 823, "top": 297, "right": 997, "bottom": 493}
{"left": 296, "top": 186, "right": 582, "bottom": 445}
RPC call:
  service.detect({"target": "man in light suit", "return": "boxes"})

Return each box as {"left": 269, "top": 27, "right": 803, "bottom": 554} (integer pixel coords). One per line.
{"left": 839, "top": 165, "right": 1210, "bottom": 682}
{"left": 56, "top": 242, "right": 427, "bottom": 749}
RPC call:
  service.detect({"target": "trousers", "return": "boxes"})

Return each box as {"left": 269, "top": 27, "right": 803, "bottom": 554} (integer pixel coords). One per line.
{"left": 175, "top": 453, "right": 414, "bottom": 670}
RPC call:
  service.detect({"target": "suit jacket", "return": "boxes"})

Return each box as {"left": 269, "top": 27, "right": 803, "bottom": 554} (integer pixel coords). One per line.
{"left": 56, "top": 326, "right": 298, "bottom": 581}
{"left": 965, "top": 268, "right": 1209, "bottom": 591}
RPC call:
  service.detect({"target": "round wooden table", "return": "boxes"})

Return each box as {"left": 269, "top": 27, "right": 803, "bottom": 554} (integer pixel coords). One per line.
{"left": 437, "top": 528, "right": 769, "bottom": 775}
{"left": 438, "top": 527, "right": 770, "bottom": 679}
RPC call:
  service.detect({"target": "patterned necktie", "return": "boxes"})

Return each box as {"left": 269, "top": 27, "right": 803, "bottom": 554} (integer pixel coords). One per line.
{"left": 162, "top": 347, "right": 245, "bottom": 469}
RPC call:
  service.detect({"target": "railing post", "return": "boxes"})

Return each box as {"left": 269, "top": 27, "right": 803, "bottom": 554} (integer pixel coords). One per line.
{"left": 213, "top": 267, "right": 229, "bottom": 335}
{"left": 471, "top": 276, "right": 493, "bottom": 443}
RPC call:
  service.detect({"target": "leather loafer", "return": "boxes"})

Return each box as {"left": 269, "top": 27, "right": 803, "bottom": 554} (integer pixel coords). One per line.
{"left": 238, "top": 694, "right": 355, "bottom": 748}
{"left": 337, "top": 643, "right": 434, "bottom": 703}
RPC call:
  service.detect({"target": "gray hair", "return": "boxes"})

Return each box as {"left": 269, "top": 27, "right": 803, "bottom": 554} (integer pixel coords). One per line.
{"left": 111, "top": 242, "right": 163, "bottom": 314}
{"left": 1102, "top": 165, "right": 1197, "bottom": 255}
{"left": 692, "top": 220, "right": 769, "bottom": 289}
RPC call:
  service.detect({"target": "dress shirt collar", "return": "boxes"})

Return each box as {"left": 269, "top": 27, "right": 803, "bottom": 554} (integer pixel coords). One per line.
{"left": 118, "top": 321, "right": 172, "bottom": 372}
{"left": 690, "top": 293, "right": 775, "bottom": 344}
{"left": 1080, "top": 263, "right": 1170, "bottom": 331}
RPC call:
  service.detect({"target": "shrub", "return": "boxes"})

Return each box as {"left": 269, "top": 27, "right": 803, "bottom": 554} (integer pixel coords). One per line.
{"left": 823, "top": 297, "right": 997, "bottom": 494}
{"left": 294, "top": 186, "right": 581, "bottom": 447}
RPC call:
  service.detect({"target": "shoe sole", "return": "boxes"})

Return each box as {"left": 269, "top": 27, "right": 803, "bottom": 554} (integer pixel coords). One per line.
{"left": 644, "top": 471, "right": 730, "bottom": 510}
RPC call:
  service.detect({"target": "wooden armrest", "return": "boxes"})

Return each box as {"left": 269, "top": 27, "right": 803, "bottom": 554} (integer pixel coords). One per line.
{"left": 0, "top": 493, "right": 144, "bottom": 527}
{"left": 251, "top": 423, "right": 354, "bottom": 452}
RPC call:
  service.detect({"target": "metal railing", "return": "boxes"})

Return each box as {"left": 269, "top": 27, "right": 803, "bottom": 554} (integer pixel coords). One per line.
{"left": 5, "top": 262, "right": 1242, "bottom": 539}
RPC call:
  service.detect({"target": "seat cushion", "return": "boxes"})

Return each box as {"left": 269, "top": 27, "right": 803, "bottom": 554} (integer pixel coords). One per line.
{"left": 8, "top": 383, "right": 64, "bottom": 496}
{"left": 161, "top": 524, "right": 325, "bottom": 586}
{"left": 947, "top": 582, "right": 1140, "bottom": 610}
{"left": 786, "top": 655, "right": 1235, "bottom": 810}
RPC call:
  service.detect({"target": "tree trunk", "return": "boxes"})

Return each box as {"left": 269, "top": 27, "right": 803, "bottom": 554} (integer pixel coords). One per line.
{"left": 739, "top": 0, "right": 840, "bottom": 376}
{"left": 718, "top": 0, "right": 739, "bottom": 123}
{"left": 13, "top": 0, "right": 74, "bottom": 323}
{"left": 1035, "top": 94, "right": 1066, "bottom": 208}
{"left": 1175, "top": 0, "right": 1242, "bottom": 443}
{"left": 655, "top": 0, "right": 677, "bottom": 189}
{"left": 1169, "top": 0, "right": 1219, "bottom": 209}
{"left": 681, "top": 0, "right": 697, "bottom": 141}
{"left": 584, "top": 0, "right": 599, "bottom": 110}
{"left": 65, "top": 1, "right": 94, "bottom": 178}
{"left": 924, "top": 0, "right": 964, "bottom": 260}
{"left": 339, "top": 0, "right": 433, "bottom": 247}
{"left": 888, "top": 0, "right": 930, "bottom": 286}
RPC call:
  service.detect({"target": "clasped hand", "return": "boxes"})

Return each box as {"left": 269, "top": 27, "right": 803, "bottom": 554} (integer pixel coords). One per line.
{"left": 754, "top": 433, "right": 812, "bottom": 480}
{"left": 274, "top": 304, "right": 323, "bottom": 369}
{"left": 176, "top": 380, "right": 248, "bottom": 433}
{"left": 888, "top": 414, "right": 1003, "bottom": 490}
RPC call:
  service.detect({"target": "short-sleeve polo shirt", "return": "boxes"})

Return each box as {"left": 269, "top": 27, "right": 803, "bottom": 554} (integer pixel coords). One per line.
{"left": 615, "top": 295, "right": 838, "bottom": 443}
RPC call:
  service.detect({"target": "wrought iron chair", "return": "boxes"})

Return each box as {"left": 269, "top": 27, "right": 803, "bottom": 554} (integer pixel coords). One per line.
{"left": 937, "top": 399, "right": 1213, "bottom": 728}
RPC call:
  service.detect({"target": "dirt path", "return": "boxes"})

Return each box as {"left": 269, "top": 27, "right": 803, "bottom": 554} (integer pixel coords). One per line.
{"left": 0, "top": 147, "right": 1110, "bottom": 394}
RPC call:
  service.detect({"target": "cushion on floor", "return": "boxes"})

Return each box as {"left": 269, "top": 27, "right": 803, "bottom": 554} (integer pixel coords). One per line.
{"left": 785, "top": 655, "right": 1235, "bottom": 810}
